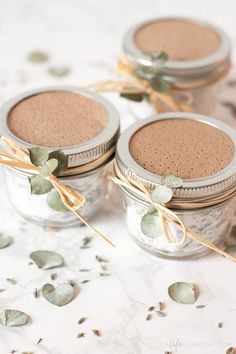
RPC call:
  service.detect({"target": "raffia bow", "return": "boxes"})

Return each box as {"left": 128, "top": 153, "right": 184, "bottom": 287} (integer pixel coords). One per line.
{"left": 108, "top": 161, "right": 236, "bottom": 263}
{"left": 0, "top": 137, "right": 114, "bottom": 247}
{"left": 89, "top": 60, "right": 193, "bottom": 113}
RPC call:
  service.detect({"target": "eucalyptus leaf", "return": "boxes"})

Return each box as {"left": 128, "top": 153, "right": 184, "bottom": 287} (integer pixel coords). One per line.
{"left": 133, "top": 66, "right": 153, "bottom": 80}
{"left": 47, "top": 189, "right": 69, "bottom": 212}
{"left": 155, "top": 51, "right": 168, "bottom": 63}
{"left": 0, "top": 310, "right": 28, "bottom": 327}
{"left": 27, "top": 51, "right": 49, "bottom": 63}
{"left": 40, "top": 159, "right": 58, "bottom": 177}
{"left": 120, "top": 92, "right": 146, "bottom": 102}
{"left": 0, "top": 234, "right": 12, "bottom": 249}
{"left": 148, "top": 204, "right": 158, "bottom": 214}
{"left": 150, "top": 76, "right": 171, "bottom": 93}
{"left": 225, "top": 245, "right": 236, "bottom": 257}
{"left": 42, "top": 283, "right": 75, "bottom": 306}
{"left": 145, "top": 51, "right": 168, "bottom": 62}
{"left": 141, "top": 211, "right": 163, "bottom": 238}
{"left": 30, "top": 250, "right": 64, "bottom": 270}
{"left": 29, "top": 147, "right": 49, "bottom": 166}
{"left": 162, "top": 175, "right": 183, "bottom": 188}
{"left": 48, "top": 150, "right": 68, "bottom": 175}
{"left": 48, "top": 66, "right": 71, "bottom": 78}
{"left": 29, "top": 175, "right": 53, "bottom": 195}
{"left": 151, "top": 185, "right": 173, "bottom": 203}
{"left": 168, "top": 282, "right": 198, "bottom": 304}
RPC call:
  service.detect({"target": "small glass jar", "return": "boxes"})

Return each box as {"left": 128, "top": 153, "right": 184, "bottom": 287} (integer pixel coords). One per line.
{"left": 122, "top": 17, "right": 231, "bottom": 119}
{"left": 116, "top": 113, "right": 236, "bottom": 259}
{"left": 0, "top": 87, "right": 120, "bottom": 227}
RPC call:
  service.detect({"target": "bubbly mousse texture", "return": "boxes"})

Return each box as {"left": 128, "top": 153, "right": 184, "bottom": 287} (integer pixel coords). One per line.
{"left": 135, "top": 19, "right": 220, "bottom": 61}
{"left": 8, "top": 91, "right": 108, "bottom": 147}
{"left": 129, "top": 119, "right": 234, "bottom": 179}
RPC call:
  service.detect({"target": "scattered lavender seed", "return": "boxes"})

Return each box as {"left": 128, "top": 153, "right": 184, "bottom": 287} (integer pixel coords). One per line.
{"left": 50, "top": 273, "right": 57, "bottom": 281}
{"left": 159, "top": 302, "right": 165, "bottom": 311}
{"left": 92, "top": 329, "right": 102, "bottom": 337}
{"left": 33, "top": 288, "right": 39, "bottom": 298}
{"left": 156, "top": 311, "right": 166, "bottom": 317}
{"left": 78, "top": 317, "right": 87, "bottom": 325}
{"left": 95, "top": 255, "right": 109, "bottom": 263}
{"left": 148, "top": 306, "right": 155, "bottom": 312}
{"left": 218, "top": 322, "right": 223, "bottom": 328}
{"left": 99, "top": 272, "right": 110, "bottom": 277}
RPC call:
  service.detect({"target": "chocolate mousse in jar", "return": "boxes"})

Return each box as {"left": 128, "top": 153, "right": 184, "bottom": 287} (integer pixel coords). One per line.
{"left": 115, "top": 112, "right": 236, "bottom": 259}
{"left": 0, "top": 87, "right": 120, "bottom": 227}
{"left": 122, "top": 17, "right": 231, "bottom": 119}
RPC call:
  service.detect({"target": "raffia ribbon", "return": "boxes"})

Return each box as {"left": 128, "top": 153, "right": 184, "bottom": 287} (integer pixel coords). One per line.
{"left": 0, "top": 137, "right": 115, "bottom": 247}
{"left": 108, "top": 161, "right": 236, "bottom": 263}
{"left": 89, "top": 60, "right": 193, "bottom": 113}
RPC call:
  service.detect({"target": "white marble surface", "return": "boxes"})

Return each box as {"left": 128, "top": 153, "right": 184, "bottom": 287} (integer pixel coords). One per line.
{"left": 0, "top": 1, "right": 236, "bottom": 353}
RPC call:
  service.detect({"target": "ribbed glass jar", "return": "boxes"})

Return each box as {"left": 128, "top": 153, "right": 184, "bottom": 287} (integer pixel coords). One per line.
{"left": 0, "top": 87, "right": 120, "bottom": 227}
{"left": 122, "top": 17, "right": 231, "bottom": 119}
{"left": 116, "top": 113, "right": 236, "bottom": 259}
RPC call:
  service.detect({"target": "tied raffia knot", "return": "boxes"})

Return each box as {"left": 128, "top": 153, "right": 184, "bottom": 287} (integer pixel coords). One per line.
{"left": 0, "top": 137, "right": 114, "bottom": 247}
{"left": 89, "top": 60, "right": 193, "bottom": 113}
{"left": 108, "top": 161, "right": 236, "bottom": 263}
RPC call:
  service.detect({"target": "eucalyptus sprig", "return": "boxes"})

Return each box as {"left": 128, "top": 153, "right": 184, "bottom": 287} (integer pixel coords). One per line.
{"left": 120, "top": 51, "right": 170, "bottom": 103}
{"left": 28, "top": 147, "right": 69, "bottom": 212}
{"left": 141, "top": 175, "right": 183, "bottom": 238}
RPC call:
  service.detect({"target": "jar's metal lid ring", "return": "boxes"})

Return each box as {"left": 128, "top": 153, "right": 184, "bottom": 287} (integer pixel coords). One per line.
{"left": 0, "top": 86, "right": 120, "bottom": 169}
{"left": 122, "top": 16, "right": 231, "bottom": 79}
{"left": 116, "top": 112, "right": 236, "bottom": 199}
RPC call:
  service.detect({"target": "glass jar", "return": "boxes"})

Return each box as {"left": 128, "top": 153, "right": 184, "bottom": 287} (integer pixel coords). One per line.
{"left": 122, "top": 17, "right": 231, "bottom": 119}
{"left": 0, "top": 87, "right": 120, "bottom": 227}
{"left": 116, "top": 113, "right": 236, "bottom": 259}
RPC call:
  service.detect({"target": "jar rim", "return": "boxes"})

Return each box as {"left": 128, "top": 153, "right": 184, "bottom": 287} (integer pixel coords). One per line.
{"left": 122, "top": 16, "right": 231, "bottom": 81}
{"left": 0, "top": 86, "right": 120, "bottom": 170}
{"left": 116, "top": 112, "right": 236, "bottom": 199}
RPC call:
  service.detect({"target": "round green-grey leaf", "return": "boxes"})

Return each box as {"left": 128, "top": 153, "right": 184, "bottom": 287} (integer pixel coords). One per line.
{"left": 0, "top": 234, "right": 12, "bottom": 249}
{"left": 42, "top": 283, "right": 75, "bottom": 306}
{"left": 48, "top": 67, "right": 71, "bottom": 78}
{"left": 40, "top": 159, "right": 58, "bottom": 177}
{"left": 151, "top": 185, "right": 173, "bottom": 203}
{"left": 29, "top": 147, "right": 49, "bottom": 166}
{"left": 48, "top": 150, "right": 68, "bottom": 175}
{"left": 47, "top": 189, "right": 69, "bottom": 212}
{"left": 0, "top": 309, "right": 28, "bottom": 327}
{"left": 30, "top": 250, "right": 64, "bottom": 270}
{"left": 29, "top": 175, "right": 53, "bottom": 195}
{"left": 162, "top": 175, "right": 183, "bottom": 188}
{"left": 141, "top": 211, "right": 163, "bottom": 238}
{"left": 27, "top": 51, "right": 49, "bottom": 63}
{"left": 168, "top": 282, "right": 198, "bottom": 304}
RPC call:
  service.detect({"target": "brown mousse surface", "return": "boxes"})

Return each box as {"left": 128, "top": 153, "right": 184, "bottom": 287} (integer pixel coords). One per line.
{"left": 8, "top": 91, "right": 108, "bottom": 147}
{"left": 129, "top": 118, "right": 233, "bottom": 179}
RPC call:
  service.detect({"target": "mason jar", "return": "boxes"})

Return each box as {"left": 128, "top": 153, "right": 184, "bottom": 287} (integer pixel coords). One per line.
{"left": 122, "top": 17, "right": 231, "bottom": 119}
{"left": 115, "top": 113, "right": 236, "bottom": 259}
{"left": 0, "top": 87, "right": 120, "bottom": 227}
